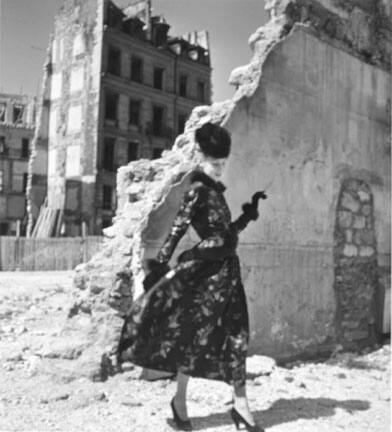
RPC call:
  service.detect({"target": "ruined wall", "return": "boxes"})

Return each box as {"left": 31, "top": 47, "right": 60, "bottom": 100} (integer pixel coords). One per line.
{"left": 225, "top": 26, "right": 390, "bottom": 357}
{"left": 66, "top": 0, "right": 390, "bottom": 379}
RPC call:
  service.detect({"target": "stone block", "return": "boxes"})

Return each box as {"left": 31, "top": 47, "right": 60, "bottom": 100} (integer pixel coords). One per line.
{"left": 361, "top": 229, "right": 375, "bottom": 245}
{"left": 343, "top": 244, "right": 358, "bottom": 257}
{"left": 338, "top": 210, "right": 352, "bottom": 228}
{"left": 345, "top": 229, "right": 353, "bottom": 243}
{"left": 359, "top": 246, "right": 375, "bottom": 257}
{"left": 353, "top": 231, "right": 362, "bottom": 245}
{"left": 357, "top": 190, "right": 370, "bottom": 201}
{"left": 353, "top": 215, "right": 366, "bottom": 229}
{"left": 341, "top": 192, "right": 360, "bottom": 213}
{"left": 361, "top": 204, "right": 372, "bottom": 216}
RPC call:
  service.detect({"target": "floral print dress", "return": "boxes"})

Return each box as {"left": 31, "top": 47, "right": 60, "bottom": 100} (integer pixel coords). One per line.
{"left": 120, "top": 171, "right": 255, "bottom": 387}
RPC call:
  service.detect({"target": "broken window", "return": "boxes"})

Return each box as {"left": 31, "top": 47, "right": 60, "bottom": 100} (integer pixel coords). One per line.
{"left": 153, "top": 67, "right": 164, "bottom": 90}
{"left": 179, "top": 74, "right": 188, "bottom": 97}
{"left": 21, "top": 138, "right": 29, "bottom": 159}
{"left": 197, "top": 81, "right": 206, "bottom": 102}
{"left": 103, "top": 138, "right": 115, "bottom": 171}
{"left": 0, "top": 136, "right": 8, "bottom": 156}
{"left": 105, "top": 92, "right": 118, "bottom": 122}
{"left": 0, "top": 170, "right": 4, "bottom": 192}
{"left": 131, "top": 56, "right": 143, "bottom": 83}
{"left": 152, "top": 105, "right": 164, "bottom": 136}
{"left": 107, "top": 46, "right": 121, "bottom": 76}
{"left": 0, "top": 103, "right": 6, "bottom": 122}
{"left": 128, "top": 141, "right": 139, "bottom": 162}
{"left": 178, "top": 113, "right": 187, "bottom": 135}
{"left": 152, "top": 148, "right": 163, "bottom": 159}
{"left": 129, "top": 99, "right": 141, "bottom": 126}
{"left": 102, "top": 185, "right": 113, "bottom": 210}
{"left": 13, "top": 105, "right": 24, "bottom": 124}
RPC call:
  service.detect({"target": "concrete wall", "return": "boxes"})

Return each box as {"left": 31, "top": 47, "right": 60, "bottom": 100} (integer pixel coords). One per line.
{"left": 223, "top": 27, "right": 390, "bottom": 357}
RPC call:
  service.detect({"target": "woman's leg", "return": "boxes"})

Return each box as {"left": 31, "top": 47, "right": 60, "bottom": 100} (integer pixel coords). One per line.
{"left": 173, "top": 372, "right": 190, "bottom": 420}
{"left": 233, "top": 383, "right": 256, "bottom": 426}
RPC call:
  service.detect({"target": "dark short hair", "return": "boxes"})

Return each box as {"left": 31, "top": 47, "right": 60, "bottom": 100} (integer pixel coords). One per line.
{"left": 195, "top": 122, "right": 231, "bottom": 158}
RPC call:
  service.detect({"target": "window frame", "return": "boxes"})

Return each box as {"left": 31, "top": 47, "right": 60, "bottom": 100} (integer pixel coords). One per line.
{"left": 104, "top": 91, "right": 119, "bottom": 123}
{"left": 153, "top": 66, "right": 165, "bottom": 90}
{"left": 103, "top": 137, "right": 116, "bottom": 172}
{"left": 130, "top": 55, "right": 143, "bottom": 83}
{"left": 128, "top": 99, "right": 141, "bottom": 126}
{"left": 179, "top": 74, "right": 188, "bottom": 97}
{"left": 107, "top": 45, "right": 122, "bottom": 76}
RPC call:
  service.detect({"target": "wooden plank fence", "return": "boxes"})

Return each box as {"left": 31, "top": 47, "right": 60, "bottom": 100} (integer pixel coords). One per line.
{"left": 0, "top": 236, "right": 105, "bottom": 271}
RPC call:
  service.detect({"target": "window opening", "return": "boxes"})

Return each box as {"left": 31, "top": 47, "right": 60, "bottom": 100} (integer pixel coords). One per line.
{"left": 128, "top": 141, "right": 139, "bottom": 162}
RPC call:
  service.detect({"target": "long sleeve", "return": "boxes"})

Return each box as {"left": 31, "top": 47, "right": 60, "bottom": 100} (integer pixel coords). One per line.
{"left": 156, "top": 185, "right": 201, "bottom": 264}
{"left": 229, "top": 212, "right": 254, "bottom": 235}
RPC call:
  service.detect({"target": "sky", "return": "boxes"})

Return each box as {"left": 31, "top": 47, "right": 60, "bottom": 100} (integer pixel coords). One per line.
{"left": 0, "top": 0, "right": 268, "bottom": 102}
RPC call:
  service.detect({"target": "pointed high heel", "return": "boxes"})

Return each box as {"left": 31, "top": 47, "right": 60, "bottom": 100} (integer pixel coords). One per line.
{"left": 171, "top": 397, "right": 193, "bottom": 431}
{"left": 230, "top": 408, "right": 264, "bottom": 432}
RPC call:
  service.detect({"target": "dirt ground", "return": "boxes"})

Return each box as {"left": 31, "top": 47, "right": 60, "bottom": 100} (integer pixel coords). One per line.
{"left": 0, "top": 272, "right": 390, "bottom": 432}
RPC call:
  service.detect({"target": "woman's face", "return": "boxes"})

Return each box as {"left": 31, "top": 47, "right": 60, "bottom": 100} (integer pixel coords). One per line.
{"left": 200, "top": 157, "right": 228, "bottom": 181}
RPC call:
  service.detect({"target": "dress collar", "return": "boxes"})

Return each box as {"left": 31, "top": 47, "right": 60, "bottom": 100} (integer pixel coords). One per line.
{"left": 191, "top": 170, "right": 226, "bottom": 193}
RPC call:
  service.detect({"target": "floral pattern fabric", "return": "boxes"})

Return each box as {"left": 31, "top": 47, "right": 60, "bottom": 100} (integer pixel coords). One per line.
{"left": 119, "top": 171, "right": 252, "bottom": 387}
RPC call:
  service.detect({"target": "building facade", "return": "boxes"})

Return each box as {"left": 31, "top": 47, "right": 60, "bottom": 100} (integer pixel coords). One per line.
{"left": 37, "top": 0, "right": 211, "bottom": 235}
{"left": 0, "top": 93, "right": 36, "bottom": 235}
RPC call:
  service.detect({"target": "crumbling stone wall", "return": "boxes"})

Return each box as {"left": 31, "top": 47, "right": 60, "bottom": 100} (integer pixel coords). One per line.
{"left": 64, "top": 0, "right": 390, "bottom": 380}
{"left": 334, "top": 179, "right": 378, "bottom": 346}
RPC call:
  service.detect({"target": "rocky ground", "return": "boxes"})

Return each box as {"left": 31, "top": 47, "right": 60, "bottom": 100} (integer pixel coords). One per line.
{"left": 0, "top": 272, "right": 390, "bottom": 432}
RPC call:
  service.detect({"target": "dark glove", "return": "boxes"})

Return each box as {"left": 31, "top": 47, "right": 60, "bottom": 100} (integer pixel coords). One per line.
{"left": 241, "top": 191, "right": 268, "bottom": 221}
{"left": 143, "top": 259, "right": 170, "bottom": 292}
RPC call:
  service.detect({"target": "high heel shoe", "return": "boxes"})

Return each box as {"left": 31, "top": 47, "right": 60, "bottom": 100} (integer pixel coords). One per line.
{"left": 230, "top": 407, "right": 264, "bottom": 432}
{"left": 171, "top": 397, "right": 193, "bottom": 431}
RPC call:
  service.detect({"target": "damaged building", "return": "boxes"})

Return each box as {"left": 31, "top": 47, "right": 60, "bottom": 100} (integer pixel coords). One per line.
{"left": 29, "top": 0, "right": 211, "bottom": 236}
{"left": 0, "top": 93, "right": 37, "bottom": 235}
{"left": 60, "top": 0, "right": 390, "bottom": 380}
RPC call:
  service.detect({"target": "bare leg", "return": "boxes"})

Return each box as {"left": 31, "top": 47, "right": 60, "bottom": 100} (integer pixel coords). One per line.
{"left": 233, "top": 384, "right": 256, "bottom": 426}
{"left": 173, "top": 372, "right": 190, "bottom": 420}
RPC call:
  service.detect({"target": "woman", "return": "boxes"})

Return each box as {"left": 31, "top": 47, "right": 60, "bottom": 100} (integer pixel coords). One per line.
{"left": 120, "top": 122, "right": 266, "bottom": 432}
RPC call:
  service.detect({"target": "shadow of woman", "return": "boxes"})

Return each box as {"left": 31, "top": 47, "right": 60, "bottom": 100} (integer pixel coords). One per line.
{"left": 175, "top": 397, "right": 370, "bottom": 431}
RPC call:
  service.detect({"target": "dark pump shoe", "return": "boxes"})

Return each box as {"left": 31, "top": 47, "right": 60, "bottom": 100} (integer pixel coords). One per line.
{"left": 171, "top": 398, "right": 193, "bottom": 431}
{"left": 230, "top": 408, "right": 265, "bottom": 432}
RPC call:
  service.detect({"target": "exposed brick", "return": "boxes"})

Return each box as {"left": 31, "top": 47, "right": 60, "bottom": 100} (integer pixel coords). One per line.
{"left": 343, "top": 244, "right": 358, "bottom": 257}
{"left": 359, "top": 246, "right": 375, "bottom": 257}
{"left": 338, "top": 210, "right": 352, "bottom": 228}
{"left": 361, "top": 204, "right": 372, "bottom": 216}
{"left": 353, "top": 215, "right": 366, "bottom": 229}
{"left": 345, "top": 229, "right": 353, "bottom": 243}
{"left": 357, "top": 190, "right": 370, "bottom": 201}
{"left": 361, "top": 229, "right": 375, "bottom": 245}
{"left": 341, "top": 192, "right": 360, "bottom": 213}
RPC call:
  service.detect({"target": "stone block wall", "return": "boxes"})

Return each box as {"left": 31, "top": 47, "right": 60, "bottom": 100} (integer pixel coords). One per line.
{"left": 334, "top": 179, "right": 378, "bottom": 346}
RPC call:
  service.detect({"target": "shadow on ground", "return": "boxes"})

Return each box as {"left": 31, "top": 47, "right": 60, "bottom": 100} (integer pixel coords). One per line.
{"left": 168, "top": 397, "right": 370, "bottom": 430}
